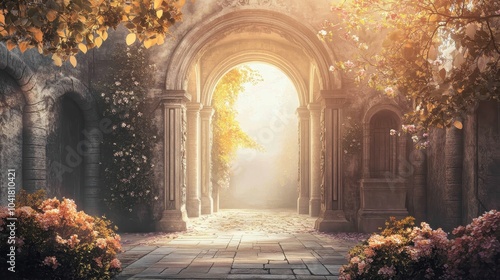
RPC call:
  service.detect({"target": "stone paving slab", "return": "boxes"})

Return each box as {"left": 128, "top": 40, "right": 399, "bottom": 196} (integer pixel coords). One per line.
{"left": 115, "top": 209, "right": 368, "bottom": 280}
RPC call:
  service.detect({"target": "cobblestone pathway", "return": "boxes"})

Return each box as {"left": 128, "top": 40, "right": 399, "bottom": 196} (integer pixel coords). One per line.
{"left": 116, "top": 209, "right": 367, "bottom": 280}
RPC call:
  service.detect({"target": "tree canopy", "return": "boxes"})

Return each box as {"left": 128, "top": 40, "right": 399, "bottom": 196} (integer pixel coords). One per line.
{"left": 0, "top": 0, "right": 184, "bottom": 66}
{"left": 321, "top": 0, "right": 500, "bottom": 134}
{"left": 212, "top": 66, "right": 262, "bottom": 189}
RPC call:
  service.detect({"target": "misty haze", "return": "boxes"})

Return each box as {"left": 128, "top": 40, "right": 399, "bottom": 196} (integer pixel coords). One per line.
{"left": 220, "top": 63, "right": 299, "bottom": 209}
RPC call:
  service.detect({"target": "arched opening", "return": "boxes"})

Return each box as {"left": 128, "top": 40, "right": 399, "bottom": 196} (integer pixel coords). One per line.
{"left": 215, "top": 63, "right": 300, "bottom": 209}
{"left": 47, "top": 95, "right": 85, "bottom": 206}
{"left": 369, "top": 110, "right": 399, "bottom": 178}
{"left": 59, "top": 96, "right": 85, "bottom": 204}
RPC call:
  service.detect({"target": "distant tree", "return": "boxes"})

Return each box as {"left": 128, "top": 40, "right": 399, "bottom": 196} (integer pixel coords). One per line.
{"left": 321, "top": 0, "right": 500, "bottom": 136}
{"left": 212, "top": 67, "right": 262, "bottom": 189}
{"left": 0, "top": 0, "right": 185, "bottom": 66}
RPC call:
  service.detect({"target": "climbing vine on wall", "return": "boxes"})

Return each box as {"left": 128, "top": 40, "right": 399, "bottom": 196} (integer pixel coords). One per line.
{"left": 95, "top": 44, "right": 158, "bottom": 224}
{"left": 342, "top": 117, "right": 362, "bottom": 155}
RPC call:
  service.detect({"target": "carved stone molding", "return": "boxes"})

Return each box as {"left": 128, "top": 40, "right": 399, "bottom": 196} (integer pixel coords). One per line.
{"left": 319, "top": 108, "right": 326, "bottom": 206}
{"left": 218, "top": 0, "right": 288, "bottom": 9}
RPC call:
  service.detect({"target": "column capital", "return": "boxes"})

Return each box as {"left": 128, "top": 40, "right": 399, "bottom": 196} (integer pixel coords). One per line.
{"left": 186, "top": 102, "right": 203, "bottom": 111}
{"left": 158, "top": 90, "right": 191, "bottom": 103}
{"left": 307, "top": 103, "right": 322, "bottom": 112}
{"left": 296, "top": 107, "right": 310, "bottom": 119}
{"left": 200, "top": 106, "right": 214, "bottom": 119}
{"left": 320, "top": 90, "right": 349, "bottom": 108}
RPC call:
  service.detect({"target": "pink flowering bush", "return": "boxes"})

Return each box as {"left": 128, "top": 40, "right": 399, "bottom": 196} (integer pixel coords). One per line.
{"left": 341, "top": 212, "right": 500, "bottom": 279}
{"left": 445, "top": 210, "right": 500, "bottom": 280}
{"left": 340, "top": 217, "right": 449, "bottom": 279}
{"left": 0, "top": 190, "right": 122, "bottom": 279}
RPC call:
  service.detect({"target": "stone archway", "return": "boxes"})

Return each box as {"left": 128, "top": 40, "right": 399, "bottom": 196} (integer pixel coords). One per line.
{"left": 156, "top": 8, "right": 353, "bottom": 232}
{"left": 43, "top": 77, "right": 102, "bottom": 215}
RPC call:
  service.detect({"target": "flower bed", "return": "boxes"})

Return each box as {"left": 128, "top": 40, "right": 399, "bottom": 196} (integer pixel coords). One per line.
{"left": 0, "top": 190, "right": 122, "bottom": 280}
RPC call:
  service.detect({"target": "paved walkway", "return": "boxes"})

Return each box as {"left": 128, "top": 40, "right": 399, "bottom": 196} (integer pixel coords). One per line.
{"left": 115, "top": 209, "right": 367, "bottom": 280}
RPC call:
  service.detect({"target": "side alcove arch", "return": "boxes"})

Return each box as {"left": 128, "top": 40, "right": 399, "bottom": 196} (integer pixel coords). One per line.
{"left": 357, "top": 104, "right": 409, "bottom": 232}
{"left": 45, "top": 78, "right": 101, "bottom": 215}
{"left": 368, "top": 110, "right": 400, "bottom": 178}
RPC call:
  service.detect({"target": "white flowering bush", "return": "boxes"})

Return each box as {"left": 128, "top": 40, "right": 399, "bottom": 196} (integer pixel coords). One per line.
{"left": 342, "top": 117, "right": 362, "bottom": 155}
{"left": 97, "top": 44, "right": 159, "bottom": 231}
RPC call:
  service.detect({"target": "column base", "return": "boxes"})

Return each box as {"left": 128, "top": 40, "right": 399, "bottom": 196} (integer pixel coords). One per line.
{"left": 315, "top": 209, "right": 354, "bottom": 232}
{"left": 297, "top": 196, "right": 309, "bottom": 214}
{"left": 82, "top": 187, "right": 100, "bottom": 216}
{"left": 357, "top": 209, "right": 409, "bottom": 233}
{"left": 309, "top": 198, "right": 321, "bottom": 217}
{"left": 156, "top": 209, "right": 187, "bottom": 232}
{"left": 201, "top": 195, "right": 213, "bottom": 215}
{"left": 186, "top": 198, "right": 201, "bottom": 217}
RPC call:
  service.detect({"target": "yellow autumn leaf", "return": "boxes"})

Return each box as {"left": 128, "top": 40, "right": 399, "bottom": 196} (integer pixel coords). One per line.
{"left": 46, "top": 10, "right": 58, "bottom": 22}
{"left": 70, "top": 56, "right": 77, "bottom": 67}
{"left": 124, "top": 5, "right": 133, "bottom": 14}
{"left": 101, "top": 31, "right": 108, "bottom": 40}
{"left": 154, "top": 0, "right": 163, "bottom": 9}
{"left": 156, "top": 9, "right": 163, "bottom": 18}
{"left": 78, "top": 43, "right": 88, "bottom": 53}
{"left": 6, "top": 40, "right": 16, "bottom": 51}
{"left": 126, "top": 33, "right": 136, "bottom": 45}
{"left": 453, "top": 120, "right": 463, "bottom": 130}
{"left": 52, "top": 54, "right": 63, "bottom": 66}
{"left": 28, "top": 27, "right": 44, "bottom": 42}
{"left": 157, "top": 34, "right": 165, "bottom": 45}
{"left": 18, "top": 41, "right": 29, "bottom": 53}
{"left": 144, "top": 37, "right": 157, "bottom": 49}
{"left": 95, "top": 37, "right": 103, "bottom": 47}
{"left": 173, "top": 0, "right": 186, "bottom": 8}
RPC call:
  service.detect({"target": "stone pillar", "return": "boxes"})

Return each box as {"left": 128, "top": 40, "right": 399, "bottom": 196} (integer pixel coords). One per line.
{"left": 23, "top": 102, "right": 47, "bottom": 192}
{"left": 186, "top": 102, "right": 202, "bottom": 217}
{"left": 308, "top": 103, "right": 321, "bottom": 217}
{"left": 156, "top": 91, "right": 190, "bottom": 232}
{"left": 297, "top": 107, "right": 310, "bottom": 214}
{"left": 212, "top": 184, "right": 220, "bottom": 213}
{"left": 444, "top": 126, "right": 463, "bottom": 231}
{"left": 315, "top": 90, "right": 353, "bottom": 232}
{"left": 411, "top": 150, "right": 427, "bottom": 223}
{"left": 200, "top": 107, "right": 214, "bottom": 215}
{"left": 81, "top": 123, "right": 102, "bottom": 216}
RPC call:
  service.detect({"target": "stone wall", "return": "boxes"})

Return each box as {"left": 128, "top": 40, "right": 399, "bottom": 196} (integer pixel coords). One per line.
{"left": 0, "top": 71, "right": 24, "bottom": 204}
{"left": 425, "top": 129, "right": 448, "bottom": 229}
{"left": 476, "top": 101, "right": 500, "bottom": 213}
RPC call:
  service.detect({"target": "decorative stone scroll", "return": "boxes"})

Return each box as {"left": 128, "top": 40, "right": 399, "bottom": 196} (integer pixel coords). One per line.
{"left": 217, "top": 0, "right": 287, "bottom": 8}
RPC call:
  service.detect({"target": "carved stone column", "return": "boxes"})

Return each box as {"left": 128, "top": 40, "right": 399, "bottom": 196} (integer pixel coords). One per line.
{"left": 156, "top": 91, "right": 190, "bottom": 232}
{"left": 186, "top": 102, "right": 202, "bottom": 217}
{"left": 315, "top": 90, "right": 353, "bottom": 232}
{"left": 444, "top": 126, "right": 463, "bottom": 231}
{"left": 23, "top": 102, "right": 48, "bottom": 192}
{"left": 297, "top": 107, "right": 310, "bottom": 214}
{"left": 200, "top": 107, "right": 214, "bottom": 215}
{"left": 411, "top": 150, "right": 427, "bottom": 223}
{"left": 308, "top": 103, "right": 322, "bottom": 217}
